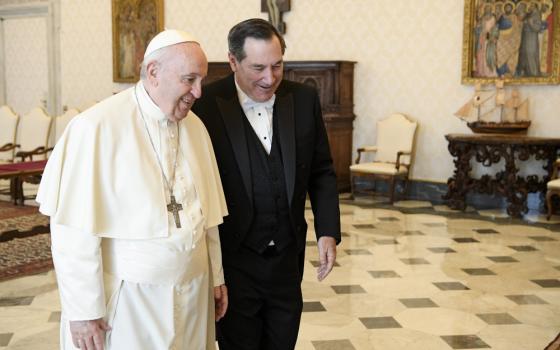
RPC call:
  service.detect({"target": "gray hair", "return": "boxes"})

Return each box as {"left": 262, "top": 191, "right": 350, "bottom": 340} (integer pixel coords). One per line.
{"left": 139, "top": 47, "right": 170, "bottom": 80}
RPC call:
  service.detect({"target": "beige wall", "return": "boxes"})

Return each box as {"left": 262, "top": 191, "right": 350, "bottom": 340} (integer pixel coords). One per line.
{"left": 59, "top": 0, "right": 560, "bottom": 183}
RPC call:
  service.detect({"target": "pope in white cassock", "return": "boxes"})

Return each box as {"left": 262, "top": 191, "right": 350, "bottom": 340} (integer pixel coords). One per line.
{"left": 37, "top": 30, "right": 228, "bottom": 350}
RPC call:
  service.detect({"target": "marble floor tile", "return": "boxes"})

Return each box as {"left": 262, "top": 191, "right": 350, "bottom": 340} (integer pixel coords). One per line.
{"left": 462, "top": 268, "right": 496, "bottom": 276}
{"left": 428, "top": 247, "right": 457, "bottom": 253}
{"left": 398, "top": 297, "right": 438, "bottom": 308}
{"left": 0, "top": 334, "right": 13, "bottom": 347}
{"left": 3, "top": 196, "right": 560, "bottom": 349}
{"left": 330, "top": 285, "right": 367, "bottom": 295}
{"left": 478, "top": 324, "right": 558, "bottom": 350}
{"left": 47, "top": 311, "right": 60, "bottom": 323}
{"left": 368, "top": 270, "right": 400, "bottom": 278}
{"left": 0, "top": 296, "right": 34, "bottom": 307}
{"left": 486, "top": 256, "right": 518, "bottom": 263}
{"left": 400, "top": 258, "right": 430, "bottom": 265}
{"left": 531, "top": 279, "right": 560, "bottom": 288}
{"left": 396, "top": 308, "right": 488, "bottom": 335}
{"left": 529, "top": 236, "right": 557, "bottom": 242}
{"left": 505, "top": 294, "right": 548, "bottom": 305}
{"left": 473, "top": 228, "right": 500, "bottom": 234}
{"left": 359, "top": 316, "right": 402, "bottom": 329}
{"left": 475, "top": 312, "right": 521, "bottom": 325}
{"left": 433, "top": 281, "right": 470, "bottom": 291}
{"left": 509, "top": 245, "right": 538, "bottom": 252}
{"left": 311, "top": 339, "right": 356, "bottom": 350}
{"left": 343, "top": 249, "right": 372, "bottom": 255}
{"left": 440, "top": 334, "right": 490, "bottom": 349}
{"left": 454, "top": 237, "right": 480, "bottom": 243}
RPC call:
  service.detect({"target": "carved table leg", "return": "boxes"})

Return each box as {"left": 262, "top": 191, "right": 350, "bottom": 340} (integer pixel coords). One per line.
{"left": 444, "top": 142, "right": 473, "bottom": 210}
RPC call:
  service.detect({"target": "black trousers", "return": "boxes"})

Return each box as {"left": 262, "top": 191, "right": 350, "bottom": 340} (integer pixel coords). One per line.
{"left": 217, "top": 243, "right": 304, "bottom": 350}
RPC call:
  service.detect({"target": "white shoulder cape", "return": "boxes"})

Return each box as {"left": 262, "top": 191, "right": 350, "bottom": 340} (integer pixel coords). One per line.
{"left": 37, "top": 87, "right": 227, "bottom": 239}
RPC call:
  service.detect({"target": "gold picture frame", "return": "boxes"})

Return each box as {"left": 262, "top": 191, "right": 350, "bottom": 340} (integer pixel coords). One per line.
{"left": 112, "top": 0, "right": 164, "bottom": 83}
{"left": 461, "top": 0, "right": 560, "bottom": 85}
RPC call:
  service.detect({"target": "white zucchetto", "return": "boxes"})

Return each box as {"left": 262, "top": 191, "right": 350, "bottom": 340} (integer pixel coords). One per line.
{"left": 144, "top": 29, "right": 199, "bottom": 58}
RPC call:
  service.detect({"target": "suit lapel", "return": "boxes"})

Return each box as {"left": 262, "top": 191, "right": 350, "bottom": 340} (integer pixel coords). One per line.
{"left": 217, "top": 96, "right": 253, "bottom": 206}
{"left": 275, "top": 93, "right": 296, "bottom": 205}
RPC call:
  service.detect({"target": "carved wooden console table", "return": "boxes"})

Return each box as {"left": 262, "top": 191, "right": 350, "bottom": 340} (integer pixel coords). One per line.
{"left": 205, "top": 61, "right": 356, "bottom": 191}
{"left": 443, "top": 133, "right": 560, "bottom": 217}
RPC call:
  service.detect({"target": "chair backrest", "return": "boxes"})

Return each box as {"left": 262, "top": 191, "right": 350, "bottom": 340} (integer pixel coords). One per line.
{"left": 376, "top": 113, "right": 418, "bottom": 165}
{"left": 0, "top": 105, "right": 19, "bottom": 161}
{"left": 55, "top": 108, "right": 80, "bottom": 142}
{"left": 16, "top": 107, "right": 53, "bottom": 159}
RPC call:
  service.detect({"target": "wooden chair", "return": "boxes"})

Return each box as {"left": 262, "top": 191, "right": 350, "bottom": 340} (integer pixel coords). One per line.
{"left": 55, "top": 108, "right": 79, "bottom": 143}
{"left": 0, "top": 105, "right": 20, "bottom": 164}
{"left": 13, "top": 107, "right": 53, "bottom": 204}
{"left": 15, "top": 107, "right": 53, "bottom": 162}
{"left": 350, "top": 113, "right": 418, "bottom": 203}
{"left": 546, "top": 159, "right": 560, "bottom": 220}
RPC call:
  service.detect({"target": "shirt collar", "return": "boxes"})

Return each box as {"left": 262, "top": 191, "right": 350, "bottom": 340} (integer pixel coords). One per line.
{"left": 234, "top": 80, "right": 275, "bottom": 110}
{"left": 136, "top": 81, "right": 167, "bottom": 122}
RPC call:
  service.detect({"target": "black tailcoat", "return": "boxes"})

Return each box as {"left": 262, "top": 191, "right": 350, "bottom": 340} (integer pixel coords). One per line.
{"left": 192, "top": 74, "right": 341, "bottom": 258}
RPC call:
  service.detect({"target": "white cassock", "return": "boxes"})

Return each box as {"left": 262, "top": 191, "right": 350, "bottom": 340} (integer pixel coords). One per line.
{"left": 37, "top": 82, "right": 228, "bottom": 350}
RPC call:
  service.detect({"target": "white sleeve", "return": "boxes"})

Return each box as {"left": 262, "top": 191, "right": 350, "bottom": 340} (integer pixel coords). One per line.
{"left": 206, "top": 226, "right": 224, "bottom": 287}
{"left": 50, "top": 224, "right": 106, "bottom": 321}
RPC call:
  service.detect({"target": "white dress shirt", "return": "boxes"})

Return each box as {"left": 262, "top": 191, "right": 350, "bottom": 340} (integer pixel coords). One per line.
{"left": 235, "top": 81, "right": 275, "bottom": 154}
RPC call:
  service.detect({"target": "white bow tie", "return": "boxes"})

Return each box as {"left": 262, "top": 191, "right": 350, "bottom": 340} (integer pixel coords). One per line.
{"left": 243, "top": 95, "right": 276, "bottom": 110}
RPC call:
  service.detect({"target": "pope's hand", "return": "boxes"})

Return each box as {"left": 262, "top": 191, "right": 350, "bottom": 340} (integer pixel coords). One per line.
{"left": 214, "top": 284, "right": 228, "bottom": 321}
{"left": 69, "top": 318, "right": 111, "bottom": 350}
{"left": 317, "top": 236, "right": 337, "bottom": 281}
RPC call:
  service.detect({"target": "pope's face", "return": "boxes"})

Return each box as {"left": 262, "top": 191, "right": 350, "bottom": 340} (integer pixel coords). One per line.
{"left": 149, "top": 43, "right": 208, "bottom": 122}
{"left": 229, "top": 36, "right": 283, "bottom": 102}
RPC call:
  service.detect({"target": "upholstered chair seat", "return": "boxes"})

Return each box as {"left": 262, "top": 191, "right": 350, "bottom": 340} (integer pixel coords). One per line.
{"left": 350, "top": 162, "right": 409, "bottom": 176}
{"left": 350, "top": 113, "right": 418, "bottom": 204}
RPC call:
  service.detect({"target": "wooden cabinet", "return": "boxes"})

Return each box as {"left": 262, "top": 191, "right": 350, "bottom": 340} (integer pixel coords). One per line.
{"left": 205, "top": 61, "right": 356, "bottom": 191}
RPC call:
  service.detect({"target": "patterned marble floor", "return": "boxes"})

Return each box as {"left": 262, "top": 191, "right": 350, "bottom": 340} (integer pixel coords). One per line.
{"left": 1, "top": 195, "right": 559, "bottom": 349}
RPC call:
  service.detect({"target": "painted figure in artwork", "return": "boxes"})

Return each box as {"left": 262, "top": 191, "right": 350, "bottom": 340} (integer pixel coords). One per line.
{"left": 496, "top": 1, "right": 523, "bottom": 77}
{"left": 516, "top": 1, "right": 545, "bottom": 76}
{"left": 472, "top": 0, "right": 555, "bottom": 78}
{"left": 475, "top": 3, "right": 498, "bottom": 77}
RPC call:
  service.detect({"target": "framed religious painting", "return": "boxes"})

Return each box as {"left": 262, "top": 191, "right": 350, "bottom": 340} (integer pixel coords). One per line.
{"left": 112, "top": 0, "right": 164, "bottom": 83}
{"left": 461, "top": 0, "right": 560, "bottom": 85}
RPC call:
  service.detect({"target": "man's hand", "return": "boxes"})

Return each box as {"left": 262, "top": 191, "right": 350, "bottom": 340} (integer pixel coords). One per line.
{"left": 69, "top": 318, "right": 111, "bottom": 350}
{"left": 317, "top": 236, "right": 337, "bottom": 281}
{"left": 214, "top": 284, "right": 228, "bottom": 321}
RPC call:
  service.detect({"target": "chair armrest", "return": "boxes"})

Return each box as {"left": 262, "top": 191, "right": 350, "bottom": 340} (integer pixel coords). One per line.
{"left": 552, "top": 159, "right": 560, "bottom": 179}
{"left": 16, "top": 146, "right": 52, "bottom": 162}
{"left": 0, "top": 143, "right": 19, "bottom": 153}
{"left": 355, "top": 146, "right": 378, "bottom": 163}
{"left": 395, "top": 150, "right": 412, "bottom": 169}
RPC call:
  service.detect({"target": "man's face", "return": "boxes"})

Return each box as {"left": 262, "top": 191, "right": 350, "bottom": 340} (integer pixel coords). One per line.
{"left": 229, "top": 36, "right": 283, "bottom": 102}
{"left": 148, "top": 43, "right": 208, "bottom": 122}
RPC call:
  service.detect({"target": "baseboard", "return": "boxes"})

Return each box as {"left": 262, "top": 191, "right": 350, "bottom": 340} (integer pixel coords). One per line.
{"left": 352, "top": 178, "right": 545, "bottom": 211}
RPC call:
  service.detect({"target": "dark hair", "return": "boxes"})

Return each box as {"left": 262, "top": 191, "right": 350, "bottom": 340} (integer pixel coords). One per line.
{"left": 228, "top": 18, "right": 286, "bottom": 62}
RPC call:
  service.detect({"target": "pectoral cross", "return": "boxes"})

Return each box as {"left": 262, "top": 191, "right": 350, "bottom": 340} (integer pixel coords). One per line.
{"left": 167, "top": 195, "right": 183, "bottom": 228}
